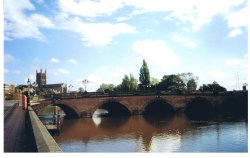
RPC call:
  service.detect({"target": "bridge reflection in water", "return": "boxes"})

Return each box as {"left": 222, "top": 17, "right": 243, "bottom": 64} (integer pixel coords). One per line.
{"left": 51, "top": 114, "right": 247, "bottom": 152}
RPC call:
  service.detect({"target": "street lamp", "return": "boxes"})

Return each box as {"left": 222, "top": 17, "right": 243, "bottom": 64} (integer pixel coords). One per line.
{"left": 27, "top": 78, "right": 31, "bottom": 106}
{"left": 82, "top": 79, "right": 89, "bottom": 92}
{"left": 69, "top": 84, "right": 73, "bottom": 93}
{"left": 33, "top": 82, "right": 37, "bottom": 96}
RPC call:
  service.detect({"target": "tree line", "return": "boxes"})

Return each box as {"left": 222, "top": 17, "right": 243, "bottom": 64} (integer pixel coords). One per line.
{"left": 96, "top": 59, "right": 227, "bottom": 94}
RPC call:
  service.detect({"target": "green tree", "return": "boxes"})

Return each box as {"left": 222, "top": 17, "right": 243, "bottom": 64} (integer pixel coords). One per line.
{"left": 116, "top": 74, "right": 138, "bottom": 91}
{"left": 157, "top": 74, "right": 185, "bottom": 93}
{"left": 97, "top": 83, "right": 115, "bottom": 92}
{"left": 129, "top": 74, "right": 138, "bottom": 91}
{"left": 78, "top": 87, "right": 85, "bottom": 93}
{"left": 187, "top": 78, "right": 197, "bottom": 93}
{"left": 178, "top": 72, "right": 198, "bottom": 91}
{"left": 199, "top": 81, "right": 227, "bottom": 93}
{"left": 150, "top": 77, "right": 159, "bottom": 90}
{"left": 121, "top": 75, "right": 130, "bottom": 91}
{"left": 139, "top": 59, "right": 150, "bottom": 90}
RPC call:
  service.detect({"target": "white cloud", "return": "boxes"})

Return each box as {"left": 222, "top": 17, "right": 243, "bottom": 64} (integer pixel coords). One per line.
{"left": 132, "top": 40, "right": 181, "bottom": 73}
{"left": 50, "top": 58, "right": 60, "bottom": 63}
{"left": 4, "top": 54, "right": 16, "bottom": 63}
{"left": 82, "top": 66, "right": 128, "bottom": 91}
{"left": 116, "top": 17, "right": 131, "bottom": 22}
{"left": 57, "top": 68, "right": 70, "bottom": 74}
{"left": 4, "top": 0, "right": 54, "bottom": 41}
{"left": 56, "top": 15, "right": 136, "bottom": 46}
{"left": 205, "top": 71, "right": 228, "bottom": 82}
{"left": 225, "top": 58, "right": 242, "bottom": 66}
{"left": 172, "top": 34, "right": 197, "bottom": 48}
{"left": 67, "top": 59, "right": 77, "bottom": 64}
{"left": 226, "top": 6, "right": 248, "bottom": 28}
{"left": 127, "top": 0, "right": 246, "bottom": 30}
{"left": 58, "top": 0, "right": 124, "bottom": 17}
{"left": 29, "top": 14, "right": 54, "bottom": 28}
{"left": 228, "top": 28, "right": 243, "bottom": 38}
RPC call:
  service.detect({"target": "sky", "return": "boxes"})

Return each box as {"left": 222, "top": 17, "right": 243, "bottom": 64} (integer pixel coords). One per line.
{"left": 3, "top": 0, "right": 248, "bottom": 92}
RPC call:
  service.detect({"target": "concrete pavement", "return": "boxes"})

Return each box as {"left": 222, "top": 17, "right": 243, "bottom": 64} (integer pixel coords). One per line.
{"left": 4, "top": 102, "right": 30, "bottom": 152}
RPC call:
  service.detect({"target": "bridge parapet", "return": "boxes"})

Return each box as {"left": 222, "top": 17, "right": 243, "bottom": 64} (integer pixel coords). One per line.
{"left": 28, "top": 106, "right": 62, "bottom": 152}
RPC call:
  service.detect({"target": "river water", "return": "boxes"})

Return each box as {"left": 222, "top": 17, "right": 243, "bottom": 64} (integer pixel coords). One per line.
{"left": 38, "top": 106, "right": 248, "bottom": 152}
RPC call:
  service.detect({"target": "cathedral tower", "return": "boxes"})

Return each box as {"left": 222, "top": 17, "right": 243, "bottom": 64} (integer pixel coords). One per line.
{"left": 36, "top": 69, "right": 46, "bottom": 89}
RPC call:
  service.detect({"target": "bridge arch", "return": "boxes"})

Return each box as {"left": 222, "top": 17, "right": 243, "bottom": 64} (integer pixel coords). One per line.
{"left": 185, "top": 97, "right": 213, "bottom": 119}
{"left": 143, "top": 98, "right": 175, "bottom": 116}
{"left": 96, "top": 99, "right": 131, "bottom": 117}
{"left": 54, "top": 104, "right": 79, "bottom": 119}
{"left": 32, "top": 102, "right": 80, "bottom": 119}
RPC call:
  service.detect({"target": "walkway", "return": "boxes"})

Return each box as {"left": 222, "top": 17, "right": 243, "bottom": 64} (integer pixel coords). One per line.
{"left": 4, "top": 103, "right": 30, "bottom": 152}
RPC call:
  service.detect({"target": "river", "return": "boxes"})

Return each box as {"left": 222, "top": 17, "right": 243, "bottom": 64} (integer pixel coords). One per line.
{"left": 38, "top": 106, "right": 247, "bottom": 152}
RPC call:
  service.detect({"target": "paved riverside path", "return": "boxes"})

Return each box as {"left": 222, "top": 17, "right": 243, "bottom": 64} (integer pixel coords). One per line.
{"left": 4, "top": 102, "right": 30, "bottom": 152}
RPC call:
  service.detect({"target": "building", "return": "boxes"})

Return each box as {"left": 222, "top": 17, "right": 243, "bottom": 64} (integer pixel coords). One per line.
{"left": 36, "top": 69, "right": 46, "bottom": 89}
{"left": 36, "top": 69, "right": 67, "bottom": 94}
{"left": 44, "top": 83, "right": 67, "bottom": 94}
{"left": 4, "top": 84, "right": 16, "bottom": 95}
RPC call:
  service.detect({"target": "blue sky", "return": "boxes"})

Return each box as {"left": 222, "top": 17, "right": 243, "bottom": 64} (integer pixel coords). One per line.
{"left": 4, "top": 0, "right": 248, "bottom": 92}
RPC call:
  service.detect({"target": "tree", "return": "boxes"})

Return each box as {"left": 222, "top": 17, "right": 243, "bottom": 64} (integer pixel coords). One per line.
{"left": 199, "top": 81, "right": 227, "bottom": 93}
{"left": 178, "top": 72, "right": 198, "bottom": 91}
{"left": 187, "top": 78, "right": 197, "bottom": 93}
{"left": 150, "top": 77, "right": 160, "bottom": 90}
{"left": 78, "top": 87, "right": 85, "bottom": 93}
{"left": 121, "top": 75, "right": 130, "bottom": 91}
{"left": 117, "top": 74, "right": 138, "bottom": 91}
{"left": 97, "top": 83, "right": 115, "bottom": 92}
{"left": 157, "top": 74, "right": 185, "bottom": 93}
{"left": 139, "top": 59, "right": 150, "bottom": 90}
{"left": 129, "top": 74, "right": 138, "bottom": 91}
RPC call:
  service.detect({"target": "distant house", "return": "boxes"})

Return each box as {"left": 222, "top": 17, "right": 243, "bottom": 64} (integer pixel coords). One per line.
{"left": 36, "top": 69, "right": 67, "bottom": 94}
{"left": 4, "top": 84, "right": 16, "bottom": 95}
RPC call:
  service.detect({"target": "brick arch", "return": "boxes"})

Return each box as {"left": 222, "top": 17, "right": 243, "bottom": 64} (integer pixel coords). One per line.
{"left": 143, "top": 97, "right": 175, "bottom": 115}
{"left": 54, "top": 104, "right": 80, "bottom": 119}
{"left": 31, "top": 102, "right": 80, "bottom": 119}
{"left": 185, "top": 97, "right": 213, "bottom": 119}
{"left": 93, "top": 98, "right": 131, "bottom": 117}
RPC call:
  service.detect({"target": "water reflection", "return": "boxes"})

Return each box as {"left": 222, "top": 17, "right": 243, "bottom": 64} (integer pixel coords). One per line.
{"left": 53, "top": 114, "right": 247, "bottom": 152}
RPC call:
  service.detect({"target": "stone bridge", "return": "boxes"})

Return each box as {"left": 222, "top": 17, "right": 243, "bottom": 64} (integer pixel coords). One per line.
{"left": 31, "top": 92, "right": 247, "bottom": 118}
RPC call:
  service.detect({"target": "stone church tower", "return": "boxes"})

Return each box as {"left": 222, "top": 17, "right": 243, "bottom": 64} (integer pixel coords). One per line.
{"left": 36, "top": 69, "right": 46, "bottom": 89}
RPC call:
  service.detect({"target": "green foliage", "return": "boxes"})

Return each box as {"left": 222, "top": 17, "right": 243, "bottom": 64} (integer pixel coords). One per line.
{"left": 178, "top": 72, "right": 198, "bottom": 91}
{"left": 128, "top": 74, "right": 138, "bottom": 91}
{"left": 157, "top": 74, "right": 185, "bottom": 93}
{"left": 187, "top": 78, "right": 197, "bottom": 93}
{"left": 199, "top": 81, "right": 227, "bottom": 93}
{"left": 150, "top": 77, "right": 160, "bottom": 90}
{"left": 15, "top": 84, "right": 27, "bottom": 91}
{"left": 116, "top": 74, "right": 138, "bottom": 91}
{"left": 78, "top": 87, "right": 85, "bottom": 93}
{"left": 139, "top": 59, "right": 150, "bottom": 89}
{"left": 97, "top": 83, "right": 115, "bottom": 92}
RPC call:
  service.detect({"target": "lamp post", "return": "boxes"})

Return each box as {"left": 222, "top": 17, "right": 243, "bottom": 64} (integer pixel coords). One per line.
{"left": 33, "top": 82, "right": 37, "bottom": 96}
{"left": 27, "top": 78, "right": 31, "bottom": 106}
{"left": 82, "top": 79, "right": 89, "bottom": 92}
{"left": 69, "top": 84, "right": 73, "bottom": 93}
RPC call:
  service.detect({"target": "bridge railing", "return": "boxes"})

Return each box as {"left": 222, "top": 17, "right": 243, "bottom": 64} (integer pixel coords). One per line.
{"left": 39, "top": 90, "right": 247, "bottom": 101}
